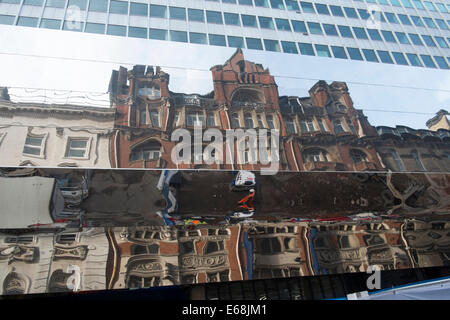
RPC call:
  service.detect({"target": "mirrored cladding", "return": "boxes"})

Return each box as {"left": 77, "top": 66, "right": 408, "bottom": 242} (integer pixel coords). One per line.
{"left": 1, "top": 217, "right": 450, "bottom": 295}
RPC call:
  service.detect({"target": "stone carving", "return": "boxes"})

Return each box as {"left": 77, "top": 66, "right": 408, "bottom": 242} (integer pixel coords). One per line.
{"left": 53, "top": 245, "right": 88, "bottom": 260}
{"left": 181, "top": 255, "right": 227, "bottom": 269}
{"left": 0, "top": 246, "right": 37, "bottom": 263}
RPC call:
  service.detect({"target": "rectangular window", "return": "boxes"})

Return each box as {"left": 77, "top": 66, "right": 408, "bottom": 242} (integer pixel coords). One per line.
{"left": 436, "top": 3, "right": 448, "bottom": 13}
{"left": 246, "top": 38, "right": 263, "bottom": 50}
{"left": 242, "top": 15, "right": 257, "bottom": 27}
{"left": 149, "top": 28, "right": 168, "bottom": 40}
{"left": 130, "top": 3, "right": 147, "bottom": 16}
{"left": 281, "top": 41, "right": 298, "bottom": 54}
{"left": 398, "top": 14, "right": 412, "bottom": 25}
{"left": 228, "top": 36, "right": 245, "bottom": 48}
{"left": 422, "top": 35, "right": 436, "bottom": 47}
{"left": 401, "top": 0, "right": 413, "bottom": 7}
{"left": 329, "top": 5, "right": 344, "bottom": 16}
{"left": 377, "top": 50, "right": 394, "bottom": 64}
{"left": 420, "top": 55, "right": 436, "bottom": 68}
{"left": 0, "top": 15, "right": 15, "bottom": 25}
{"left": 381, "top": 30, "right": 396, "bottom": 43}
{"left": 107, "top": 24, "right": 126, "bottom": 36}
{"left": 224, "top": 12, "right": 239, "bottom": 25}
{"left": 423, "top": 17, "right": 436, "bottom": 28}
{"left": 395, "top": 32, "right": 410, "bottom": 44}
{"left": 170, "top": 30, "right": 188, "bottom": 43}
{"left": 410, "top": 15, "right": 424, "bottom": 27}
{"left": 435, "top": 19, "right": 449, "bottom": 30}
{"left": 323, "top": 24, "right": 338, "bottom": 36}
{"left": 23, "top": 135, "right": 44, "bottom": 156}
{"left": 406, "top": 53, "right": 422, "bottom": 67}
{"left": 169, "top": 7, "right": 186, "bottom": 20}
{"left": 209, "top": 34, "right": 226, "bottom": 46}
{"left": 392, "top": 52, "right": 408, "bottom": 65}
{"left": 239, "top": 0, "right": 253, "bottom": 5}
{"left": 307, "top": 22, "right": 322, "bottom": 35}
{"left": 424, "top": 1, "right": 436, "bottom": 11}
{"left": 331, "top": 46, "right": 347, "bottom": 59}
{"left": 207, "top": 113, "right": 216, "bottom": 126}
{"left": 128, "top": 26, "right": 147, "bottom": 38}
{"left": 17, "top": 17, "right": 39, "bottom": 27}
{"left": 275, "top": 18, "right": 291, "bottom": 31}
{"left": 254, "top": 0, "right": 269, "bottom": 7}
{"left": 285, "top": 119, "right": 297, "bottom": 134}
{"left": 110, "top": 0, "right": 128, "bottom": 14}
{"left": 88, "top": 0, "right": 107, "bottom": 12}
{"left": 270, "top": 0, "right": 284, "bottom": 9}
{"left": 344, "top": 7, "right": 358, "bottom": 18}
{"left": 66, "top": 138, "right": 88, "bottom": 158}
{"left": 190, "top": 32, "right": 207, "bottom": 44}
{"left": 40, "top": 18, "right": 61, "bottom": 29}
{"left": 434, "top": 37, "right": 448, "bottom": 48}
{"left": 409, "top": 33, "right": 423, "bottom": 45}
{"left": 390, "top": 0, "right": 401, "bottom": 6}
{"left": 298, "top": 43, "right": 314, "bottom": 56}
{"left": 188, "top": 9, "right": 204, "bottom": 22}
{"left": 68, "top": 0, "right": 86, "bottom": 10}
{"left": 150, "top": 110, "right": 160, "bottom": 127}
{"left": 300, "top": 1, "right": 314, "bottom": 13}
{"left": 391, "top": 151, "right": 405, "bottom": 172}
{"left": 367, "top": 29, "right": 382, "bottom": 41}
{"left": 291, "top": 20, "right": 306, "bottom": 33}
{"left": 434, "top": 56, "right": 449, "bottom": 70}
{"left": 264, "top": 39, "right": 281, "bottom": 52}
{"left": 206, "top": 11, "right": 223, "bottom": 24}
{"left": 385, "top": 12, "right": 399, "bottom": 24}
{"left": 24, "top": 0, "right": 43, "bottom": 5}
{"left": 353, "top": 27, "right": 368, "bottom": 39}
{"left": 413, "top": 0, "right": 425, "bottom": 9}
{"left": 358, "top": 9, "right": 370, "bottom": 20}
{"left": 150, "top": 5, "right": 167, "bottom": 18}
{"left": 362, "top": 49, "right": 379, "bottom": 62}
{"left": 63, "top": 20, "right": 84, "bottom": 31}
{"left": 285, "top": 0, "right": 299, "bottom": 11}
{"left": 46, "top": 0, "right": 66, "bottom": 8}
{"left": 315, "top": 3, "right": 329, "bottom": 15}
{"left": 347, "top": 47, "right": 363, "bottom": 61}
{"left": 315, "top": 44, "right": 331, "bottom": 57}
{"left": 85, "top": 22, "right": 105, "bottom": 34}
{"left": 338, "top": 25, "right": 353, "bottom": 38}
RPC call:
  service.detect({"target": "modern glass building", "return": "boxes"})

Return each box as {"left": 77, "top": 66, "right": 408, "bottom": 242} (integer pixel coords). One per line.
{"left": 0, "top": 0, "right": 449, "bottom": 69}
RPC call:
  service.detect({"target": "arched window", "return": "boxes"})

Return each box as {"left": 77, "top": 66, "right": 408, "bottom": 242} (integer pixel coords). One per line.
{"left": 231, "top": 113, "right": 240, "bottom": 128}
{"left": 130, "top": 140, "right": 162, "bottom": 162}
{"left": 303, "top": 148, "right": 328, "bottom": 163}
{"left": 244, "top": 113, "right": 254, "bottom": 129}
{"left": 350, "top": 149, "right": 368, "bottom": 163}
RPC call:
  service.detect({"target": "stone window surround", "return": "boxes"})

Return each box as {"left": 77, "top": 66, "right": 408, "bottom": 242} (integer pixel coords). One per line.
{"left": 22, "top": 131, "right": 48, "bottom": 159}
{"left": 63, "top": 136, "right": 92, "bottom": 160}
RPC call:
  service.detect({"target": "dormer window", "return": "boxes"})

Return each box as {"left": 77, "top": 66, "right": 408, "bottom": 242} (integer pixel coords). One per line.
{"left": 138, "top": 85, "right": 160, "bottom": 99}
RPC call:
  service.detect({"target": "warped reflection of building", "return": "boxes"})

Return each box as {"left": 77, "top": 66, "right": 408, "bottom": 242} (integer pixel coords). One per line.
{"left": 1, "top": 218, "right": 450, "bottom": 294}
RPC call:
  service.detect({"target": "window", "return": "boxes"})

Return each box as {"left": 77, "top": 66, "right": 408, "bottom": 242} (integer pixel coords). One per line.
{"left": 406, "top": 53, "right": 422, "bottom": 66}
{"left": 392, "top": 52, "right": 408, "bottom": 65}
{"left": 170, "top": 30, "right": 187, "bottom": 42}
{"left": 344, "top": 7, "right": 358, "bottom": 18}
{"left": 23, "top": 135, "right": 44, "bottom": 156}
{"left": 275, "top": 18, "right": 291, "bottom": 31}
{"left": 409, "top": 33, "right": 423, "bottom": 45}
{"left": 188, "top": 9, "right": 204, "bottom": 22}
{"left": 331, "top": 46, "right": 347, "bottom": 59}
{"left": 259, "top": 16, "right": 274, "bottom": 29}
{"left": 239, "top": 0, "right": 252, "bottom": 5}
{"left": 333, "top": 119, "right": 345, "bottom": 133}
{"left": 315, "top": 44, "right": 331, "bottom": 57}
{"left": 209, "top": 34, "right": 226, "bottom": 46}
{"left": 391, "top": 150, "right": 405, "bottom": 171}
{"left": 228, "top": 36, "right": 245, "bottom": 48}
{"left": 254, "top": 0, "right": 269, "bottom": 7}
{"left": 190, "top": 32, "right": 207, "bottom": 44}
{"left": 381, "top": 30, "right": 396, "bottom": 43}
{"left": 285, "top": 118, "right": 297, "bottom": 134}
{"left": 17, "top": 17, "right": 39, "bottom": 27}
{"left": 169, "top": 7, "right": 186, "bottom": 20}
{"left": 224, "top": 13, "right": 239, "bottom": 25}
{"left": 244, "top": 113, "right": 254, "bottom": 129}
{"left": 434, "top": 56, "right": 449, "bottom": 70}
{"left": 46, "top": 0, "right": 65, "bottom": 7}
{"left": 85, "top": 23, "right": 105, "bottom": 34}
{"left": 353, "top": 27, "right": 368, "bottom": 39}
{"left": 206, "top": 113, "right": 216, "bottom": 126}
{"left": 231, "top": 113, "right": 241, "bottom": 128}
{"left": 206, "top": 11, "right": 223, "bottom": 24}
{"left": 187, "top": 111, "right": 204, "bottom": 127}
{"left": 242, "top": 38, "right": 261, "bottom": 51}
{"left": 435, "top": 37, "right": 449, "bottom": 49}
{"left": 285, "top": 0, "right": 299, "bottom": 11}
{"left": 129, "top": 27, "right": 147, "bottom": 38}
{"left": 330, "top": 5, "right": 344, "bottom": 16}
{"left": 291, "top": 20, "right": 306, "bottom": 33}
{"left": 68, "top": 0, "right": 86, "bottom": 10}
{"left": 149, "top": 28, "right": 167, "bottom": 40}
{"left": 367, "top": 29, "right": 382, "bottom": 41}
{"left": 300, "top": 1, "right": 314, "bottom": 13}
{"left": 0, "top": 15, "right": 15, "bottom": 25}
{"left": 435, "top": 19, "right": 449, "bottom": 30}
{"left": 257, "top": 115, "right": 265, "bottom": 128}
{"left": 304, "top": 148, "right": 328, "bottom": 162}
{"left": 338, "top": 25, "right": 353, "bottom": 38}
{"left": 422, "top": 35, "right": 436, "bottom": 47}
{"left": 264, "top": 40, "right": 280, "bottom": 52}
{"left": 266, "top": 115, "right": 275, "bottom": 129}
{"left": 358, "top": 9, "right": 370, "bottom": 20}
{"left": 63, "top": 21, "right": 84, "bottom": 31}
{"left": 66, "top": 138, "right": 89, "bottom": 158}
{"left": 110, "top": 0, "right": 128, "bottom": 14}
{"left": 150, "top": 5, "right": 167, "bottom": 18}
{"left": 129, "top": 141, "right": 161, "bottom": 162}
{"left": 23, "top": 0, "right": 43, "bottom": 5}
{"left": 281, "top": 41, "right": 298, "bottom": 54}
{"left": 397, "top": 14, "right": 412, "bottom": 25}
{"left": 350, "top": 149, "right": 367, "bottom": 163}
{"left": 323, "top": 24, "right": 338, "bottom": 36}
{"left": 411, "top": 151, "right": 425, "bottom": 171}
{"left": 423, "top": 17, "right": 436, "bottom": 28}
{"left": 270, "top": 0, "right": 284, "bottom": 9}
{"left": 88, "top": 0, "right": 107, "bottom": 12}
{"left": 347, "top": 47, "right": 363, "bottom": 61}
{"left": 420, "top": 55, "right": 436, "bottom": 68}
{"left": 298, "top": 43, "right": 314, "bottom": 56}
{"left": 377, "top": 50, "right": 394, "bottom": 64}
{"left": 385, "top": 12, "right": 399, "bottom": 24}
{"left": 395, "top": 32, "right": 410, "bottom": 44}
{"left": 410, "top": 15, "right": 424, "bottom": 27}
{"left": 242, "top": 15, "right": 257, "bottom": 28}
{"left": 307, "top": 22, "right": 322, "bottom": 35}
{"left": 40, "top": 19, "right": 61, "bottom": 29}
{"left": 315, "top": 3, "right": 329, "bottom": 15}
{"left": 107, "top": 24, "right": 126, "bottom": 36}
{"left": 300, "top": 119, "right": 315, "bottom": 132}
{"left": 362, "top": 49, "right": 379, "bottom": 62}
{"left": 258, "top": 238, "right": 282, "bottom": 254}
{"left": 130, "top": 2, "right": 147, "bottom": 16}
